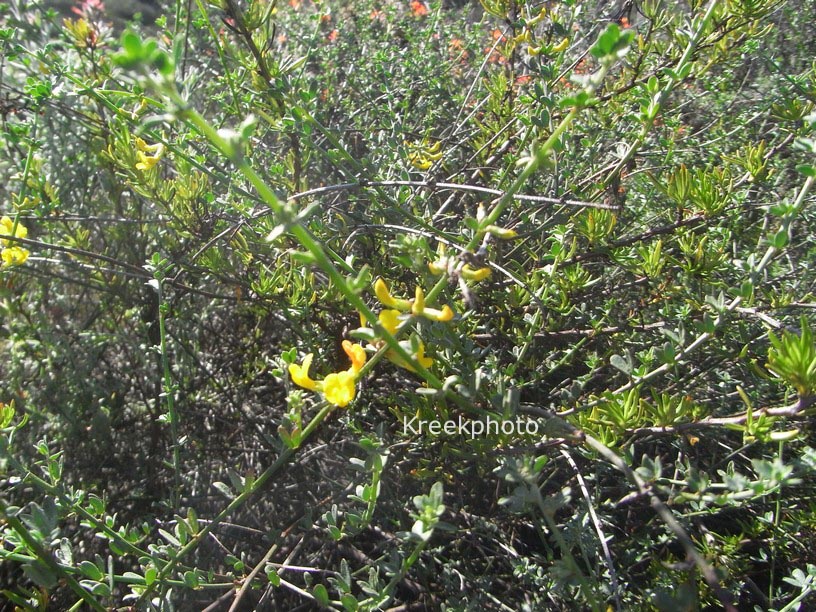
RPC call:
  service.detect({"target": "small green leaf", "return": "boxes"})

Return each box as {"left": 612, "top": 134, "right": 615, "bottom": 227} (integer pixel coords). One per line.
{"left": 22, "top": 560, "right": 57, "bottom": 589}
{"left": 158, "top": 528, "right": 180, "bottom": 546}
{"left": 610, "top": 353, "right": 632, "bottom": 374}
{"left": 79, "top": 560, "right": 103, "bottom": 581}
{"left": 266, "top": 566, "right": 281, "bottom": 586}
{"left": 313, "top": 583, "right": 330, "bottom": 606}
{"left": 183, "top": 570, "right": 200, "bottom": 589}
{"left": 0, "top": 401, "right": 15, "bottom": 428}
{"left": 771, "top": 229, "right": 789, "bottom": 249}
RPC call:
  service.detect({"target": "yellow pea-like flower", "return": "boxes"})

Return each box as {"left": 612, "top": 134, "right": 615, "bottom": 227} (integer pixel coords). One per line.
{"left": 378, "top": 309, "right": 402, "bottom": 335}
{"left": 2, "top": 246, "right": 29, "bottom": 266}
{"left": 321, "top": 370, "right": 357, "bottom": 408}
{"left": 552, "top": 37, "right": 570, "bottom": 53}
{"left": 386, "top": 339, "right": 434, "bottom": 373}
{"left": 135, "top": 137, "right": 165, "bottom": 172}
{"left": 374, "top": 278, "right": 411, "bottom": 310}
{"left": 461, "top": 265, "right": 492, "bottom": 282}
{"left": 288, "top": 354, "right": 318, "bottom": 391}
{"left": 411, "top": 286, "right": 426, "bottom": 316}
{"left": 0, "top": 217, "right": 30, "bottom": 267}
{"left": 289, "top": 342, "right": 368, "bottom": 408}
{"left": 342, "top": 339, "right": 367, "bottom": 373}
{"left": 418, "top": 303, "right": 453, "bottom": 322}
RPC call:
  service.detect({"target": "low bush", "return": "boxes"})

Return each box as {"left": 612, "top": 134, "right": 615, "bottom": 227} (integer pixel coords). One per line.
{"left": 2, "top": 0, "right": 816, "bottom": 609}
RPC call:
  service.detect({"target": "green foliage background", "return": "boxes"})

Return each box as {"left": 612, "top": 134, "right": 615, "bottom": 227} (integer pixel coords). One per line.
{"left": 2, "top": 0, "right": 816, "bottom": 609}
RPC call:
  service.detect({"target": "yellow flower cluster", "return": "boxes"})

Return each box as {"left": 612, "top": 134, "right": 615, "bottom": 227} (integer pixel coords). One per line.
{"left": 289, "top": 340, "right": 367, "bottom": 407}
{"left": 135, "top": 137, "right": 165, "bottom": 171}
{"left": 407, "top": 139, "right": 442, "bottom": 170}
{"left": 363, "top": 279, "right": 454, "bottom": 372}
{"left": 374, "top": 278, "right": 454, "bottom": 322}
{"left": 1, "top": 216, "right": 29, "bottom": 267}
{"left": 427, "top": 244, "right": 492, "bottom": 281}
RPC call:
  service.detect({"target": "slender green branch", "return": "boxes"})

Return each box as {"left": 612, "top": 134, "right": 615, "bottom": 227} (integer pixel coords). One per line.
{"left": 1, "top": 502, "right": 108, "bottom": 612}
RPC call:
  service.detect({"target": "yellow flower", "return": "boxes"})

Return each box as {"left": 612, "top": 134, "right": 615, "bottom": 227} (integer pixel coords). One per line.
{"left": 289, "top": 343, "right": 367, "bottom": 407}
{"left": 322, "top": 370, "right": 356, "bottom": 407}
{"left": 136, "top": 153, "right": 160, "bottom": 171}
{"left": 378, "top": 309, "right": 402, "bottom": 335}
{"left": 411, "top": 285, "right": 426, "bottom": 315}
{"left": 2, "top": 246, "right": 29, "bottom": 266}
{"left": 386, "top": 339, "right": 434, "bottom": 373}
{"left": 408, "top": 153, "right": 433, "bottom": 170}
{"left": 1, "top": 216, "right": 27, "bottom": 244}
{"left": 484, "top": 224, "right": 518, "bottom": 240}
{"left": 374, "top": 278, "right": 411, "bottom": 310}
{"left": 342, "top": 339, "right": 367, "bottom": 373}
{"left": 135, "top": 137, "right": 165, "bottom": 171}
{"left": 1, "top": 217, "right": 30, "bottom": 267}
{"left": 288, "top": 353, "right": 318, "bottom": 391}
{"left": 428, "top": 259, "right": 447, "bottom": 275}
{"left": 428, "top": 304, "right": 454, "bottom": 321}
{"left": 461, "top": 265, "right": 491, "bottom": 282}
{"left": 375, "top": 279, "right": 454, "bottom": 322}
{"left": 552, "top": 37, "right": 570, "bottom": 53}
{"left": 406, "top": 139, "right": 443, "bottom": 170}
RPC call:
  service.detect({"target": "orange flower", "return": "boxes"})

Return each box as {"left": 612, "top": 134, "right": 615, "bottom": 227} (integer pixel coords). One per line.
{"left": 327, "top": 29, "right": 339, "bottom": 42}
{"left": 410, "top": 1, "right": 428, "bottom": 17}
{"left": 449, "top": 37, "right": 468, "bottom": 61}
{"left": 485, "top": 29, "right": 507, "bottom": 64}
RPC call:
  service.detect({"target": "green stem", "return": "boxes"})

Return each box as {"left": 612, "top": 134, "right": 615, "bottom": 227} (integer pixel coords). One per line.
{"left": 138, "top": 400, "right": 336, "bottom": 603}
{"left": 155, "top": 274, "right": 181, "bottom": 507}
{"left": 602, "top": 0, "right": 721, "bottom": 186}
{"left": 193, "top": 0, "right": 241, "bottom": 112}
{"left": 172, "top": 100, "right": 442, "bottom": 387}
{"left": 1, "top": 501, "right": 107, "bottom": 612}
{"left": 368, "top": 537, "right": 429, "bottom": 611}
{"left": 1, "top": 451, "right": 149, "bottom": 558}
{"left": 534, "top": 491, "right": 601, "bottom": 612}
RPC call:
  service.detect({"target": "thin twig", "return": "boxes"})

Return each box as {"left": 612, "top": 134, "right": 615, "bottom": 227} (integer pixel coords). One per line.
{"left": 560, "top": 449, "right": 623, "bottom": 611}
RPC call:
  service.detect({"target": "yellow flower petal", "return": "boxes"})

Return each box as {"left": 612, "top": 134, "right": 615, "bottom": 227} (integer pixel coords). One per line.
{"left": 1, "top": 246, "right": 29, "bottom": 267}
{"left": 322, "top": 370, "right": 356, "bottom": 407}
{"left": 374, "top": 278, "right": 411, "bottom": 310}
{"left": 484, "top": 224, "right": 518, "bottom": 239}
{"left": 0, "top": 216, "right": 27, "bottom": 246}
{"left": 379, "top": 309, "right": 401, "bottom": 335}
{"left": 136, "top": 151, "right": 161, "bottom": 171}
{"left": 552, "top": 37, "right": 570, "bottom": 53}
{"left": 461, "top": 265, "right": 491, "bottom": 282}
{"left": 135, "top": 139, "right": 164, "bottom": 171}
{"left": 136, "top": 137, "right": 164, "bottom": 153}
{"left": 411, "top": 286, "right": 426, "bottom": 316}
{"left": 342, "top": 340, "right": 367, "bottom": 373}
{"left": 428, "top": 259, "right": 447, "bottom": 275}
{"left": 289, "top": 354, "right": 318, "bottom": 391}
{"left": 386, "top": 339, "right": 434, "bottom": 373}
{"left": 421, "top": 304, "right": 454, "bottom": 322}
{"left": 414, "top": 341, "right": 434, "bottom": 370}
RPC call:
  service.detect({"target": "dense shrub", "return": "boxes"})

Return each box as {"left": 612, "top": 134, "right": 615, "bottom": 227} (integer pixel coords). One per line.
{"left": 2, "top": 0, "right": 816, "bottom": 609}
